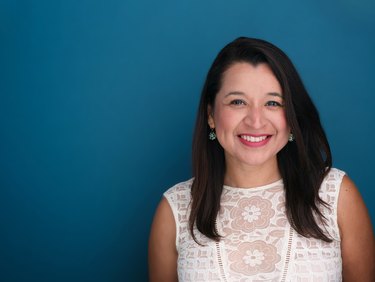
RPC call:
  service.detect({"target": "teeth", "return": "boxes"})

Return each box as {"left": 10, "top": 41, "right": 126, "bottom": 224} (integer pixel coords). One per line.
{"left": 240, "top": 135, "right": 267, "bottom": 142}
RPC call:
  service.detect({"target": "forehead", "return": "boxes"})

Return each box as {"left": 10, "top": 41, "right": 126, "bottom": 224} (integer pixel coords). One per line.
{"left": 220, "top": 62, "right": 282, "bottom": 93}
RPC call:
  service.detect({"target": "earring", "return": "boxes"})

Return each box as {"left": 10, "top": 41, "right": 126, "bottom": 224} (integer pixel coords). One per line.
{"left": 209, "top": 128, "right": 216, "bottom": 140}
{"left": 288, "top": 133, "right": 295, "bottom": 142}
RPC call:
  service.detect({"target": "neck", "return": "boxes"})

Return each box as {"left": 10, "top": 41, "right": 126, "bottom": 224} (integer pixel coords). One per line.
{"left": 224, "top": 160, "right": 281, "bottom": 188}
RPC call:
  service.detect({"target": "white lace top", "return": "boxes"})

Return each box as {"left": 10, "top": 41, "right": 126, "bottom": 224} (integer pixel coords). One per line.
{"left": 164, "top": 168, "right": 345, "bottom": 282}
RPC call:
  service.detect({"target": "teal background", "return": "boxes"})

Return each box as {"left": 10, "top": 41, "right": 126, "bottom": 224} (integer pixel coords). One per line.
{"left": 1, "top": 0, "right": 374, "bottom": 281}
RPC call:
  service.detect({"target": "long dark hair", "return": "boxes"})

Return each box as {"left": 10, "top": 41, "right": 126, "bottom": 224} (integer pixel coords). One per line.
{"left": 190, "top": 37, "right": 332, "bottom": 243}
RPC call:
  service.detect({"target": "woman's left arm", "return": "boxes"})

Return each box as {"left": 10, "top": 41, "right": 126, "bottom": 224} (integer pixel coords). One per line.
{"left": 338, "top": 175, "right": 375, "bottom": 281}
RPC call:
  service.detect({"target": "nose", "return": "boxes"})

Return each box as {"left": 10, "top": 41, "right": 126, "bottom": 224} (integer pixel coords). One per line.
{"left": 243, "top": 106, "right": 265, "bottom": 128}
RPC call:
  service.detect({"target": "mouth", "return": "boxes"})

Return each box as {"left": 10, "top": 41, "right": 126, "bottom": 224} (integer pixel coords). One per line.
{"left": 239, "top": 134, "right": 270, "bottom": 143}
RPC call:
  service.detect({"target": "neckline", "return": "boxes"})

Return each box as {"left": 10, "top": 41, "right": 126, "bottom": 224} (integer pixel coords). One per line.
{"left": 223, "top": 178, "right": 283, "bottom": 192}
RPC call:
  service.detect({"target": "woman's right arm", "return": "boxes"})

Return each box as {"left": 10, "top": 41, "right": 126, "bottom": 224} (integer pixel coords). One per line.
{"left": 148, "top": 197, "right": 178, "bottom": 282}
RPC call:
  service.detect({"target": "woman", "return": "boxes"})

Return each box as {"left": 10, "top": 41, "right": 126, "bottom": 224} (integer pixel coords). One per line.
{"left": 149, "top": 37, "right": 375, "bottom": 281}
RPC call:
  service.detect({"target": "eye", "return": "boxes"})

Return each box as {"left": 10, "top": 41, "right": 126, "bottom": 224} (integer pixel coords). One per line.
{"left": 230, "top": 99, "right": 246, "bottom": 106}
{"left": 265, "top": 101, "right": 283, "bottom": 107}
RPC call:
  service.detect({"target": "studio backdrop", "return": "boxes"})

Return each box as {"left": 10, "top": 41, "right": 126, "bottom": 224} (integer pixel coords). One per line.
{"left": 1, "top": 0, "right": 374, "bottom": 281}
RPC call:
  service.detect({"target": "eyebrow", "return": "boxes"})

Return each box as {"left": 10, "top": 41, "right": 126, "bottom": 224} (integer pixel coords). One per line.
{"left": 268, "top": 92, "right": 283, "bottom": 99}
{"left": 224, "top": 91, "right": 283, "bottom": 98}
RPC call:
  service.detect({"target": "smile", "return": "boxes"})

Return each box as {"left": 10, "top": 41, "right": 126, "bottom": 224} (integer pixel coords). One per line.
{"left": 240, "top": 135, "right": 268, "bottom": 143}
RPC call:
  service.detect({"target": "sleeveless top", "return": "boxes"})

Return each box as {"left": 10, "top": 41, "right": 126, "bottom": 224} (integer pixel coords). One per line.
{"left": 164, "top": 168, "right": 345, "bottom": 282}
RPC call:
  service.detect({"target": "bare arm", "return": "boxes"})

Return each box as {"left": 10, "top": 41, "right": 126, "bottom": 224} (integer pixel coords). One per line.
{"left": 148, "top": 197, "right": 178, "bottom": 282}
{"left": 338, "top": 175, "right": 375, "bottom": 281}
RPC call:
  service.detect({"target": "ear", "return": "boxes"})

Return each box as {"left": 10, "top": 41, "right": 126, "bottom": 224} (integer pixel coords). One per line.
{"left": 207, "top": 105, "right": 215, "bottom": 129}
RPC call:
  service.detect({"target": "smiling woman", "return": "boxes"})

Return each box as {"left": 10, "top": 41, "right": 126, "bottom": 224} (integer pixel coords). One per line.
{"left": 148, "top": 37, "right": 375, "bottom": 282}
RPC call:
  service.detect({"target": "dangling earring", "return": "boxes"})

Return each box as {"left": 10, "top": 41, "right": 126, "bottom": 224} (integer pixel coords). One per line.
{"left": 288, "top": 133, "right": 295, "bottom": 142}
{"left": 209, "top": 128, "right": 216, "bottom": 140}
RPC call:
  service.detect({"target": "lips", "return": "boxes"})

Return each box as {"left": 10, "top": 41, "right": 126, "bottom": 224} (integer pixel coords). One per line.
{"left": 239, "top": 135, "right": 269, "bottom": 143}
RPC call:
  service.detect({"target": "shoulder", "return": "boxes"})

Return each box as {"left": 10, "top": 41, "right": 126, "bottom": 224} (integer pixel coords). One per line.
{"left": 318, "top": 167, "right": 346, "bottom": 204}
{"left": 337, "top": 174, "right": 372, "bottom": 235}
{"left": 337, "top": 173, "right": 375, "bottom": 280}
{"left": 151, "top": 178, "right": 194, "bottom": 238}
{"left": 337, "top": 172, "right": 369, "bottom": 227}
{"left": 315, "top": 168, "right": 346, "bottom": 240}
{"left": 148, "top": 179, "right": 194, "bottom": 281}
{"left": 323, "top": 167, "right": 346, "bottom": 184}
{"left": 164, "top": 178, "right": 194, "bottom": 193}
{"left": 162, "top": 178, "right": 193, "bottom": 229}
{"left": 163, "top": 178, "right": 193, "bottom": 205}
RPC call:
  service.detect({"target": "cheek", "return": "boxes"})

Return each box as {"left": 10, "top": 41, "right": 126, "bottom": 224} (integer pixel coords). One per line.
{"left": 214, "top": 109, "right": 239, "bottom": 133}
{"left": 279, "top": 119, "right": 289, "bottom": 131}
{"left": 276, "top": 111, "right": 289, "bottom": 131}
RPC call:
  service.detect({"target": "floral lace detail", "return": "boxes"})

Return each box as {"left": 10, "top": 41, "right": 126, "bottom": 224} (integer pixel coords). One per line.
{"left": 230, "top": 196, "right": 275, "bottom": 232}
{"left": 219, "top": 182, "right": 288, "bottom": 280}
{"left": 164, "top": 168, "right": 345, "bottom": 281}
{"left": 229, "top": 240, "right": 280, "bottom": 275}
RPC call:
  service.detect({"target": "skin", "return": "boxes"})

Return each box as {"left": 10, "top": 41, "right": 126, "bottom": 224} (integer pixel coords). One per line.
{"left": 148, "top": 197, "right": 178, "bottom": 282}
{"left": 148, "top": 62, "right": 375, "bottom": 281}
{"left": 338, "top": 176, "right": 375, "bottom": 281}
{"left": 207, "top": 62, "right": 289, "bottom": 188}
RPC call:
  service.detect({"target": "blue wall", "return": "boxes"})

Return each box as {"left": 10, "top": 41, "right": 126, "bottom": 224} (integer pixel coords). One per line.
{"left": 1, "top": 1, "right": 374, "bottom": 281}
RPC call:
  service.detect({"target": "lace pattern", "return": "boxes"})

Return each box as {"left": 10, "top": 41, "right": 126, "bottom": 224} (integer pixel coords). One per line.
{"left": 164, "top": 168, "right": 345, "bottom": 281}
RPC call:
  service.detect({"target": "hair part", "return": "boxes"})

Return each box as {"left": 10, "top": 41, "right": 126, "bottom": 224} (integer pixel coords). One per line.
{"left": 190, "top": 37, "right": 332, "bottom": 244}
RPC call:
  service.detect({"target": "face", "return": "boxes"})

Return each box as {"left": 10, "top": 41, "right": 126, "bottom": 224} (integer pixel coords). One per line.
{"left": 208, "top": 62, "right": 290, "bottom": 173}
